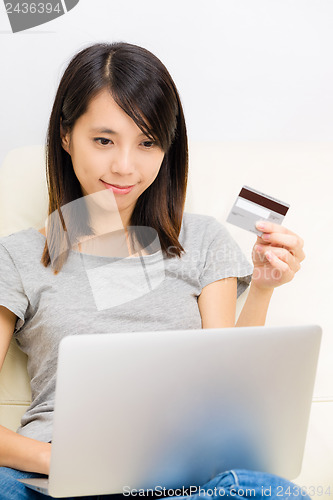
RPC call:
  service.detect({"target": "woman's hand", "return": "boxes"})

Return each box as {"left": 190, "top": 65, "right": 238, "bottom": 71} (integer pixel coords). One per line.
{"left": 250, "top": 220, "right": 305, "bottom": 290}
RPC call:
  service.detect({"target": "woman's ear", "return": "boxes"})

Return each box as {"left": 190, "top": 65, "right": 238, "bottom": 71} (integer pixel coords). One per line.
{"left": 60, "top": 120, "right": 71, "bottom": 154}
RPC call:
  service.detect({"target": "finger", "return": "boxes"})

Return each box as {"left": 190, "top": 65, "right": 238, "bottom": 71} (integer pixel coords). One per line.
{"left": 260, "top": 233, "right": 305, "bottom": 260}
{"left": 256, "top": 221, "right": 296, "bottom": 236}
{"left": 255, "top": 221, "right": 305, "bottom": 257}
{"left": 265, "top": 250, "right": 295, "bottom": 281}
{"left": 256, "top": 245, "right": 301, "bottom": 272}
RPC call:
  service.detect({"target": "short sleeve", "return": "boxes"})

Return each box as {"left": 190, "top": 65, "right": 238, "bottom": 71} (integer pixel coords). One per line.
{"left": 199, "top": 219, "right": 253, "bottom": 297}
{"left": 0, "top": 242, "right": 28, "bottom": 333}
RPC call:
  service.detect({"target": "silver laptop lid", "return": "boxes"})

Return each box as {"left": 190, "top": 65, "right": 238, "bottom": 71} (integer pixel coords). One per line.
{"left": 48, "top": 325, "right": 322, "bottom": 498}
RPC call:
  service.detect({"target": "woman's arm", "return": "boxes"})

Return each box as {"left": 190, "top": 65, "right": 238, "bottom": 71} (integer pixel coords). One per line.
{"left": 0, "top": 306, "right": 51, "bottom": 475}
{"left": 198, "top": 221, "right": 305, "bottom": 329}
{"left": 198, "top": 278, "right": 273, "bottom": 328}
{"left": 198, "top": 277, "right": 237, "bottom": 328}
{"left": 0, "top": 426, "right": 51, "bottom": 474}
{"left": 238, "top": 220, "right": 305, "bottom": 327}
{"left": 235, "top": 284, "right": 274, "bottom": 327}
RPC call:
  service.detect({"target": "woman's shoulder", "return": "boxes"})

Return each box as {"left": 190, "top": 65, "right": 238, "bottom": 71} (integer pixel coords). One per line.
{"left": 0, "top": 227, "right": 45, "bottom": 258}
{"left": 182, "top": 211, "right": 216, "bottom": 221}
{"left": 179, "top": 212, "right": 237, "bottom": 257}
{"left": 181, "top": 212, "right": 229, "bottom": 240}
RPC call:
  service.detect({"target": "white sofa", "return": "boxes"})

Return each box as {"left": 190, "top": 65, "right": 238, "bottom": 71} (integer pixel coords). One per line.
{"left": 0, "top": 144, "right": 332, "bottom": 497}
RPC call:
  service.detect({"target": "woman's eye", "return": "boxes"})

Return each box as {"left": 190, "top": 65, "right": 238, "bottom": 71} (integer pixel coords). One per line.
{"left": 141, "top": 140, "right": 155, "bottom": 149}
{"left": 95, "top": 138, "right": 112, "bottom": 146}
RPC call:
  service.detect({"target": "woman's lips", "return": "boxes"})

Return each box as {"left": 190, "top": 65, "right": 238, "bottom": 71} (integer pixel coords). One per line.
{"left": 101, "top": 180, "right": 135, "bottom": 194}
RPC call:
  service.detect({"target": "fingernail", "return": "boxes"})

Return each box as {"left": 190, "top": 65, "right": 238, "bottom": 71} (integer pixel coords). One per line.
{"left": 265, "top": 251, "right": 273, "bottom": 260}
{"left": 256, "top": 221, "right": 266, "bottom": 230}
{"left": 255, "top": 244, "right": 263, "bottom": 252}
{"left": 262, "top": 233, "right": 271, "bottom": 240}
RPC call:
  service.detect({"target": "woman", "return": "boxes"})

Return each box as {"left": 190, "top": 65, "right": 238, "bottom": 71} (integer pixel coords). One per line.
{"left": 0, "top": 42, "right": 306, "bottom": 499}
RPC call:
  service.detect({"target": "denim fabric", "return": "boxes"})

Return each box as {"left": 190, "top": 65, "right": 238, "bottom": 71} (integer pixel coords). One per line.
{"left": 0, "top": 467, "right": 310, "bottom": 500}
{"left": 177, "top": 469, "right": 312, "bottom": 499}
{"left": 0, "top": 467, "right": 96, "bottom": 499}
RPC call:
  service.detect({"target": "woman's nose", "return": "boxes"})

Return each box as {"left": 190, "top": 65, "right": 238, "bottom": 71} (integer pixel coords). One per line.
{"left": 110, "top": 147, "right": 135, "bottom": 175}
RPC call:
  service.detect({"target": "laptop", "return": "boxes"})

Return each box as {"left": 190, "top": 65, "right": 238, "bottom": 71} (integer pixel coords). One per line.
{"left": 19, "top": 325, "right": 322, "bottom": 498}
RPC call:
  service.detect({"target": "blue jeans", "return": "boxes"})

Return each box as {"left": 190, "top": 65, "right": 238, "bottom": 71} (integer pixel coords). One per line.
{"left": 0, "top": 467, "right": 310, "bottom": 500}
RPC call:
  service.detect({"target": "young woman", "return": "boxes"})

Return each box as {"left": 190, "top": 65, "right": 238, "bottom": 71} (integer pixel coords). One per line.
{"left": 0, "top": 42, "right": 306, "bottom": 499}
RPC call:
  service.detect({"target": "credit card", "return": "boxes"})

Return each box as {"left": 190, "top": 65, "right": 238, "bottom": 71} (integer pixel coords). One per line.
{"left": 226, "top": 186, "right": 290, "bottom": 236}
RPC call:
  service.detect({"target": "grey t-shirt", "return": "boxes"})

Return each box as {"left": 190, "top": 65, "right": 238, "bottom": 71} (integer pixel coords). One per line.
{"left": 0, "top": 212, "right": 252, "bottom": 442}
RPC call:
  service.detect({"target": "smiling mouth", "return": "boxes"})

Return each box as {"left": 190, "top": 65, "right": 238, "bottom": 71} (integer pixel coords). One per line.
{"left": 100, "top": 180, "right": 136, "bottom": 195}
{"left": 102, "top": 181, "right": 135, "bottom": 188}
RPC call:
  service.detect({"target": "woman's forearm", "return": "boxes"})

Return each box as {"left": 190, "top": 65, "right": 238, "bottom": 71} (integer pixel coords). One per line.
{"left": 0, "top": 424, "right": 51, "bottom": 474}
{"left": 236, "top": 284, "right": 274, "bottom": 327}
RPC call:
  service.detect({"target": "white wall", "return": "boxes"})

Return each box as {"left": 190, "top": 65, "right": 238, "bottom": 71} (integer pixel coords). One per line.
{"left": 186, "top": 140, "right": 333, "bottom": 399}
{"left": 0, "top": 0, "right": 333, "bottom": 162}
{"left": 0, "top": 1, "right": 332, "bottom": 393}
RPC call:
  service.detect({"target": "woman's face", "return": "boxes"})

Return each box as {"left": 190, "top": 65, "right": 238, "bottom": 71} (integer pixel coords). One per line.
{"left": 61, "top": 89, "right": 165, "bottom": 228}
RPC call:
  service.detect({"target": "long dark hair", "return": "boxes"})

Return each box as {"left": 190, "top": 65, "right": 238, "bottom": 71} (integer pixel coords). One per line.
{"left": 41, "top": 42, "right": 188, "bottom": 273}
